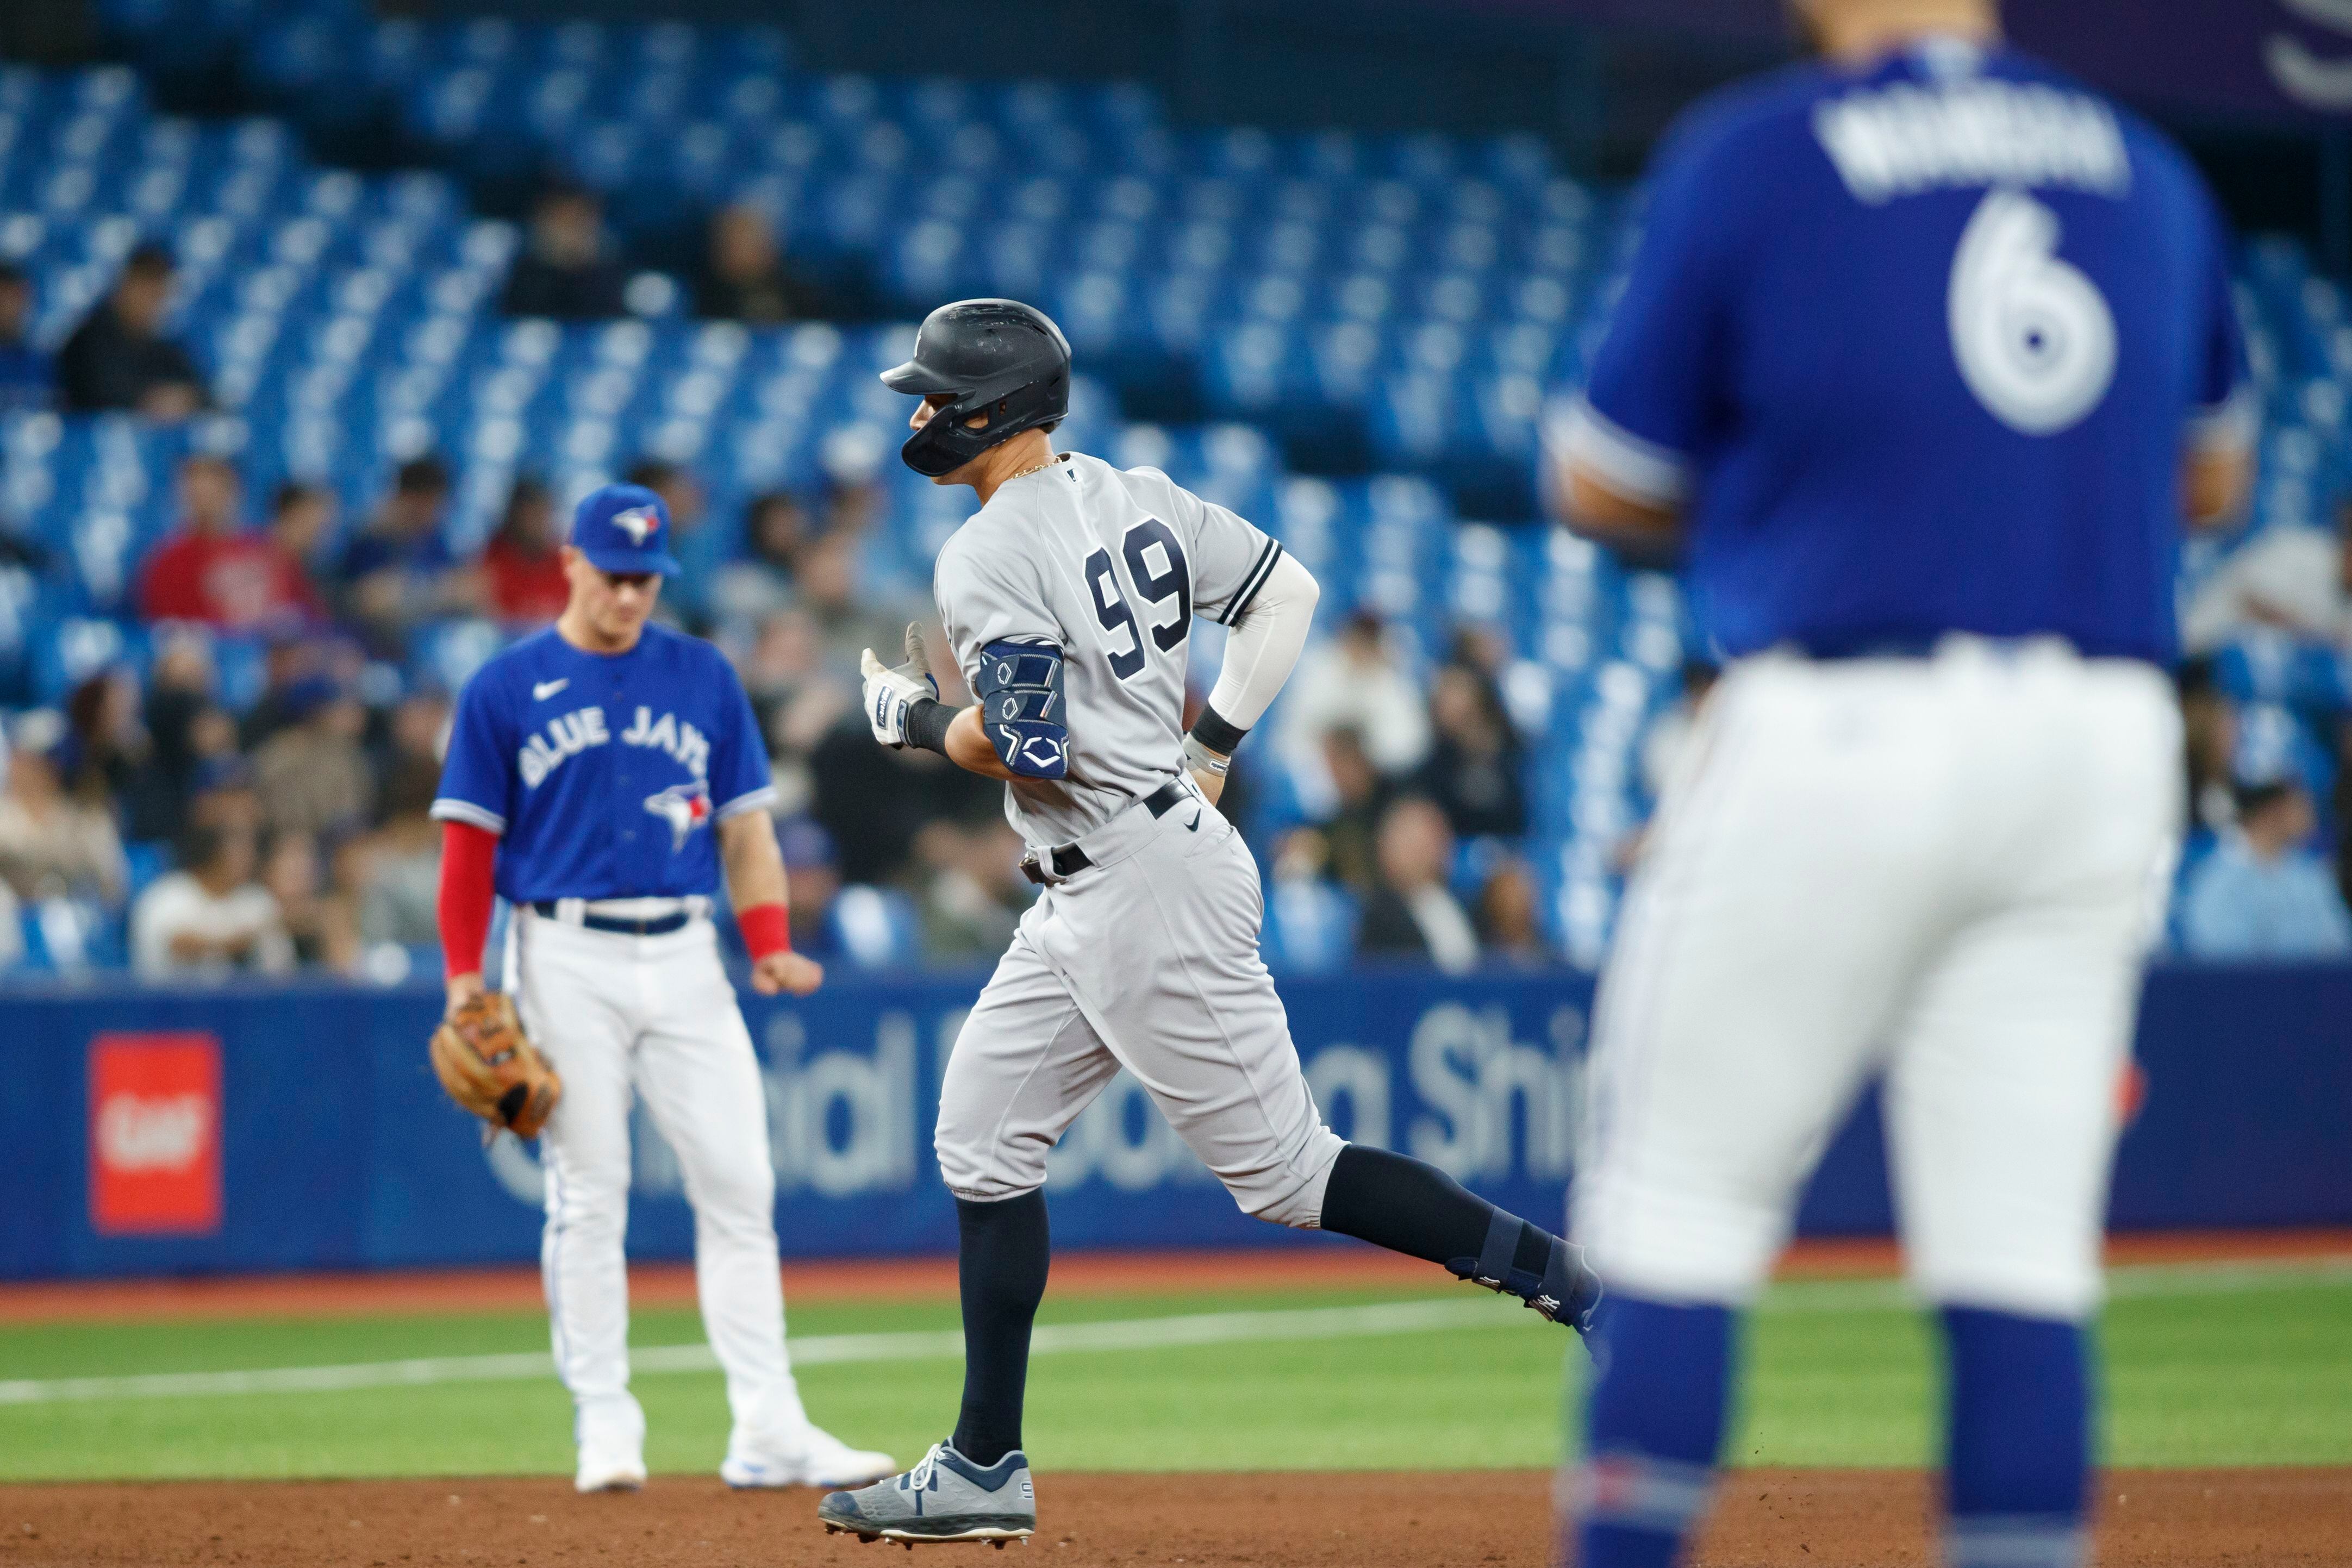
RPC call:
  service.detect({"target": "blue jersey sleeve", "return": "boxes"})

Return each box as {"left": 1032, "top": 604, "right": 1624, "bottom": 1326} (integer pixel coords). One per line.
{"left": 707, "top": 656, "right": 776, "bottom": 820}
{"left": 1565, "top": 113, "right": 1750, "bottom": 507}
{"left": 431, "top": 668, "right": 515, "bottom": 834}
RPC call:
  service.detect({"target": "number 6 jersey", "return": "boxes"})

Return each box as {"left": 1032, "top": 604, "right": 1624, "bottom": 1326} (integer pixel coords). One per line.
{"left": 1556, "top": 37, "right": 2250, "bottom": 667}
{"left": 932, "top": 452, "right": 1284, "bottom": 846}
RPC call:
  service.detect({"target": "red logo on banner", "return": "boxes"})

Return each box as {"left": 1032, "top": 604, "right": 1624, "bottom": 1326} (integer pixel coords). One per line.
{"left": 88, "top": 1033, "right": 222, "bottom": 1236}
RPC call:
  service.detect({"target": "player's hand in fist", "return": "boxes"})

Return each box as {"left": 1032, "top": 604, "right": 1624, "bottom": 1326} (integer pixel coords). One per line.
{"left": 750, "top": 949, "right": 824, "bottom": 996}
{"left": 861, "top": 624, "right": 939, "bottom": 747}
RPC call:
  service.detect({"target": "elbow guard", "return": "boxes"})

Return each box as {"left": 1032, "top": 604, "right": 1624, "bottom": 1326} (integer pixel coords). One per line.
{"left": 977, "top": 639, "right": 1069, "bottom": 779}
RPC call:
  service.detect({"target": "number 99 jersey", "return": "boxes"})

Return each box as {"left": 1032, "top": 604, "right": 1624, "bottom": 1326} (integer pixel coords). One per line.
{"left": 932, "top": 453, "right": 1286, "bottom": 847}
{"left": 1557, "top": 38, "right": 2251, "bottom": 667}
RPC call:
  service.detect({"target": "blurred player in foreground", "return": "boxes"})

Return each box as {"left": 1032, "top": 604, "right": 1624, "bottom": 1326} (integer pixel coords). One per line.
{"left": 432, "top": 485, "right": 893, "bottom": 1494}
{"left": 816, "top": 299, "right": 1600, "bottom": 1548}
{"left": 1549, "top": 0, "right": 2255, "bottom": 1564}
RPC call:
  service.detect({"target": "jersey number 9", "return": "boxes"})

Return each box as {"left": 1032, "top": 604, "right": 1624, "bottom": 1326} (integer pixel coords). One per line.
{"left": 1086, "top": 519, "right": 1191, "bottom": 682}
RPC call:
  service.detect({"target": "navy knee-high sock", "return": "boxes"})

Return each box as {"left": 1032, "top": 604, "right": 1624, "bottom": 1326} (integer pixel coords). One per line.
{"left": 1571, "top": 1295, "right": 1733, "bottom": 1568}
{"left": 1942, "top": 1307, "right": 2091, "bottom": 1568}
{"left": 951, "top": 1192, "right": 1050, "bottom": 1468}
{"left": 1319, "top": 1144, "right": 1569, "bottom": 1298}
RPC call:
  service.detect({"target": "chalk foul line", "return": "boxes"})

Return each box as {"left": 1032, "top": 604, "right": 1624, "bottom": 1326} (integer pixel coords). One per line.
{"left": 1, "top": 1255, "right": 2344, "bottom": 1407}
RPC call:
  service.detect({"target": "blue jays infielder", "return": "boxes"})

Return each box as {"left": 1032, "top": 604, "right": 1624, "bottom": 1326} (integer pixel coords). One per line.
{"left": 1549, "top": 1, "right": 2255, "bottom": 1564}
{"left": 433, "top": 484, "right": 893, "bottom": 1495}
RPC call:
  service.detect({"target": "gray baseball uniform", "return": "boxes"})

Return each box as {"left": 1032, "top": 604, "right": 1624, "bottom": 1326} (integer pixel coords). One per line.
{"left": 931, "top": 452, "right": 1344, "bottom": 1226}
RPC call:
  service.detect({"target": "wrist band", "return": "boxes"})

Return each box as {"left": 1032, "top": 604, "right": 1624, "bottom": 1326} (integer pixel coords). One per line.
{"left": 903, "top": 697, "right": 957, "bottom": 756}
{"left": 1188, "top": 702, "right": 1249, "bottom": 758}
{"left": 738, "top": 902, "right": 791, "bottom": 959}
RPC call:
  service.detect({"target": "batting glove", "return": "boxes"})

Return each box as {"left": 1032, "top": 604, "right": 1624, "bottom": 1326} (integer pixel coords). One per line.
{"left": 860, "top": 625, "right": 939, "bottom": 748}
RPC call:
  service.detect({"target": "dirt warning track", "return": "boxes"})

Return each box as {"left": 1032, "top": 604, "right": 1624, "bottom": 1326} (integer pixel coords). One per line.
{"left": 1, "top": 1469, "right": 2344, "bottom": 1568}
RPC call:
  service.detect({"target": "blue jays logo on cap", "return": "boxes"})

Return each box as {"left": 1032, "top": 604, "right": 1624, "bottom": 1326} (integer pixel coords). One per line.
{"left": 569, "top": 483, "right": 682, "bottom": 578}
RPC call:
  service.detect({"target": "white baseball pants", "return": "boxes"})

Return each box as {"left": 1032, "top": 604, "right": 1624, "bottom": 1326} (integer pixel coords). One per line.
{"left": 1574, "top": 640, "right": 2181, "bottom": 1321}
{"left": 935, "top": 778, "right": 1347, "bottom": 1227}
{"left": 509, "top": 910, "right": 809, "bottom": 1445}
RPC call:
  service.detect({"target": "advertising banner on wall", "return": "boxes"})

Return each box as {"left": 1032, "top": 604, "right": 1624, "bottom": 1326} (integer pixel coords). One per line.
{"left": 1, "top": 964, "right": 2347, "bottom": 1280}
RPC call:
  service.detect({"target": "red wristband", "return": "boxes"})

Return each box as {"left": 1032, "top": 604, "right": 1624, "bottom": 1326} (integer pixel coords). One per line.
{"left": 738, "top": 902, "right": 791, "bottom": 960}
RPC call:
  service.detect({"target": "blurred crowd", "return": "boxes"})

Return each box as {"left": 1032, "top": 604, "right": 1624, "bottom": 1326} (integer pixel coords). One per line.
{"left": 0, "top": 176, "right": 2346, "bottom": 979}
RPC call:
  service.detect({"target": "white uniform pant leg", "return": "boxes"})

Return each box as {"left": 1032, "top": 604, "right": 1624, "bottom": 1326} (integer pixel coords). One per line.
{"left": 514, "top": 915, "right": 641, "bottom": 1426}
{"left": 1887, "top": 660, "right": 2181, "bottom": 1322}
{"left": 1573, "top": 661, "right": 1955, "bottom": 1304}
{"left": 1035, "top": 807, "right": 1346, "bottom": 1228}
{"left": 629, "top": 923, "right": 802, "bottom": 1440}
{"left": 935, "top": 908, "right": 1124, "bottom": 1203}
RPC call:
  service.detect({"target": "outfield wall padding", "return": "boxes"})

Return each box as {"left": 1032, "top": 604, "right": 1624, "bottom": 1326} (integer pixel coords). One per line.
{"left": 2, "top": 963, "right": 2345, "bottom": 1280}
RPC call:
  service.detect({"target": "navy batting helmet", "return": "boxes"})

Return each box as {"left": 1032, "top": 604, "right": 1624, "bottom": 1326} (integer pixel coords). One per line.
{"left": 880, "top": 298, "right": 1071, "bottom": 478}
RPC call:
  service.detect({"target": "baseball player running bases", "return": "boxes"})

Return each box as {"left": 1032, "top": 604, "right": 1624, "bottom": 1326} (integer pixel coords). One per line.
{"left": 814, "top": 298, "right": 1603, "bottom": 1547}
{"left": 432, "top": 484, "right": 894, "bottom": 1494}
{"left": 1551, "top": 1, "right": 2255, "bottom": 1565}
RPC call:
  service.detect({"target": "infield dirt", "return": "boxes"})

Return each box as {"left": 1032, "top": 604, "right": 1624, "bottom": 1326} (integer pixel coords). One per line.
{"left": 2, "top": 1467, "right": 2346, "bottom": 1568}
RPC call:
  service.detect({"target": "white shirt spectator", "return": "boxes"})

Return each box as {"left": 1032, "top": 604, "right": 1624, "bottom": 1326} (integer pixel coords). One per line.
{"left": 132, "top": 867, "right": 295, "bottom": 978}
{"left": 2182, "top": 523, "right": 2352, "bottom": 652}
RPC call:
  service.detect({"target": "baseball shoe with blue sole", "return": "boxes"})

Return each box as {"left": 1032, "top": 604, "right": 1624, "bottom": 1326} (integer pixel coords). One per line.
{"left": 722, "top": 1422, "right": 895, "bottom": 1490}
{"left": 817, "top": 1441, "right": 1035, "bottom": 1548}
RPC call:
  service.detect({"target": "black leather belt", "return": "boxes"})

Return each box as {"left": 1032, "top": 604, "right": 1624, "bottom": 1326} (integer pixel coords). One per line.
{"left": 529, "top": 902, "right": 693, "bottom": 936}
{"left": 1020, "top": 779, "right": 1189, "bottom": 885}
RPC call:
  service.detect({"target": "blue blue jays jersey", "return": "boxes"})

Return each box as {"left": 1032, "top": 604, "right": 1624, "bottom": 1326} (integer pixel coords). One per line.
{"left": 431, "top": 624, "right": 774, "bottom": 902}
{"left": 1564, "top": 40, "right": 2251, "bottom": 665}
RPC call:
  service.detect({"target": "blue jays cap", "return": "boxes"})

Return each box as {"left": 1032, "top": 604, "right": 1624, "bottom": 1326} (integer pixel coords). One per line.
{"left": 569, "top": 483, "right": 681, "bottom": 577}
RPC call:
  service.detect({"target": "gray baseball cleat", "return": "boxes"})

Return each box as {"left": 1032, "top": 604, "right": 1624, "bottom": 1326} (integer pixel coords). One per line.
{"left": 817, "top": 1441, "right": 1035, "bottom": 1549}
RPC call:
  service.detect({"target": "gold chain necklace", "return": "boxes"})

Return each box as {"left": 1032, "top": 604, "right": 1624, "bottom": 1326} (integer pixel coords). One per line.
{"left": 1002, "top": 453, "right": 1063, "bottom": 485}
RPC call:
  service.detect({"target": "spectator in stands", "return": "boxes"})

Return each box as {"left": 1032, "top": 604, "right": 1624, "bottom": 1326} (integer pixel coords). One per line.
{"left": 738, "top": 606, "right": 850, "bottom": 820}
{"left": 1317, "top": 725, "right": 1388, "bottom": 894}
{"left": 625, "top": 458, "right": 718, "bottom": 623}
{"left": 263, "top": 827, "right": 360, "bottom": 972}
{"left": 1280, "top": 611, "right": 1433, "bottom": 801}
{"left": 500, "top": 184, "right": 628, "bottom": 321}
{"left": 138, "top": 454, "right": 253, "bottom": 626}
{"left": 1475, "top": 858, "right": 1551, "bottom": 966}
{"left": 0, "top": 709, "right": 127, "bottom": 906}
{"left": 2182, "top": 503, "right": 2352, "bottom": 652}
{"left": 130, "top": 823, "right": 294, "bottom": 978}
{"left": 258, "top": 481, "right": 335, "bottom": 627}
{"left": 795, "top": 526, "right": 921, "bottom": 686}
{"left": 912, "top": 819, "right": 1030, "bottom": 964}
{"left": 481, "top": 476, "right": 570, "bottom": 626}
{"left": 695, "top": 202, "right": 827, "bottom": 325}
{"left": 2178, "top": 777, "right": 2352, "bottom": 959}
{"left": 0, "top": 261, "right": 51, "bottom": 413}
{"left": 252, "top": 676, "right": 374, "bottom": 839}
{"left": 124, "top": 632, "right": 234, "bottom": 843}
{"left": 360, "top": 757, "right": 441, "bottom": 949}
{"left": 1357, "top": 795, "right": 1478, "bottom": 973}
{"left": 336, "top": 456, "right": 475, "bottom": 655}
{"left": 2178, "top": 656, "right": 2239, "bottom": 834}
{"left": 1415, "top": 661, "right": 1526, "bottom": 840}
{"left": 57, "top": 241, "right": 207, "bottom": 417}
{"left": 61, "top": 669, "right": 148, "bottom": 817}
{"left": 186, "top": 754, "right": 263, "bottom": 835}
{"left": 778, "top": 815, "right": 843, "bottom": 956}
{"left": 1262, "top": 826, "right": 1360, "bottom": 973}
{"left": 709, "top": 491, "right": 810, "bottom": 630}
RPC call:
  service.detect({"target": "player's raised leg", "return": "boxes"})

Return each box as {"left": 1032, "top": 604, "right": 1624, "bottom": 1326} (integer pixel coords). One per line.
{"left": 1885, "top": 663, "right": 2178, "bottom": 1568}
{"left": 512, "top": 915, "right": 648, "bottom": 1494}
{"left": 631, "top": 922, "right": 893, "bottom": 1490}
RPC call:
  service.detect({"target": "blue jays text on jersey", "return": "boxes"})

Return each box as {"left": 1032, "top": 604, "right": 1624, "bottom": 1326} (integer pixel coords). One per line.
{"left": 432, "top": 623, "right": 774, "bottom": 903}
{"left": 1559, "top": 40, "right": 2251, "bottom": 666}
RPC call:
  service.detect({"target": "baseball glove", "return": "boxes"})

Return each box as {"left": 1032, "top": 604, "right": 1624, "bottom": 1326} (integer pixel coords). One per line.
{"left": 429, "top": 992, "right": 561, "bottom": 1140}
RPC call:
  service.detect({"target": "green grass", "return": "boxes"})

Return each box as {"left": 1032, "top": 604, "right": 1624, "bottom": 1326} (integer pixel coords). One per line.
{"left": 0, "top": 1270, "right": 2343, "bottom": 1482}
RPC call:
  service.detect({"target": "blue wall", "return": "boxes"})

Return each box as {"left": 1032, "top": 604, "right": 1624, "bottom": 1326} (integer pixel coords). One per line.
{"left": 2, "top": 963, "right": 2345, "bottom": 1280}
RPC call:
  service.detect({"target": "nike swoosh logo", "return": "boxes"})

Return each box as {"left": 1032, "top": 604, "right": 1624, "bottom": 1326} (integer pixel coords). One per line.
{"left": 533, "top": 679, "right": 570, "bottom": 701}
{"left": 1186, "top": 808, "right": 1202, "bottom": 832}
